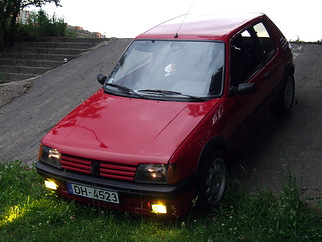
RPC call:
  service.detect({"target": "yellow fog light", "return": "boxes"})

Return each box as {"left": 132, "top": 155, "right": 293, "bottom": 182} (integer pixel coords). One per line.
{"left": 151, "top": 203, "right": 167, "bottom": 214}
{"left": 44, "top": 180, "right": 58, "bottom": 190}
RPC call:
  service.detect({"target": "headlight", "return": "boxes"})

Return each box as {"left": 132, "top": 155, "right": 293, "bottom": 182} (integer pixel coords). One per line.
{"left": 135, "top": 164, "right": 168, "bottom": 184}
{"left": 38, "top": 145, "right": 61, "bottom": 168}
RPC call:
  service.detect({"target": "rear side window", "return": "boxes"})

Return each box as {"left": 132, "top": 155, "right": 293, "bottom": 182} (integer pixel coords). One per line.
{"left": 253, "top": 22, "right": 276, "bottom": 61}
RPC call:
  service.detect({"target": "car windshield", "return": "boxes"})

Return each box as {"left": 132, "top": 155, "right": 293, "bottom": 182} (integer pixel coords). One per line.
{"left": 105, "top": 40, "right": 225, "bottom": 100}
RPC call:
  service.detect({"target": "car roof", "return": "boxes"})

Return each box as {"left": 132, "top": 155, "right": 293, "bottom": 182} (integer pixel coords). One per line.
{"left": 136, "top": 12, "right": 265, "bottom": 41}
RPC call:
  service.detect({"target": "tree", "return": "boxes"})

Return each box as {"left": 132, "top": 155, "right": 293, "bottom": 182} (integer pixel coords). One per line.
{"left": 0, "top": 0, "right": 61, "bottom": 47}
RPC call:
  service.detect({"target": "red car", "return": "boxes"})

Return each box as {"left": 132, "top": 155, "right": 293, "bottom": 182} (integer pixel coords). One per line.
{"left": 36, "top": 13, "right": 294, "bottom": 217}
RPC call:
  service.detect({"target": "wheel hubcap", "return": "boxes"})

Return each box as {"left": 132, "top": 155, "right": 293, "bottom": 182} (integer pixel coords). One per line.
{"left": 205, "top": 158, "right": 226, "bottom": 206}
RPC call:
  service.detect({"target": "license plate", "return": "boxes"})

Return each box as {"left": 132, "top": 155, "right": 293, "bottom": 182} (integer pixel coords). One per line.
{"left": 67, "top": 183, "right": 119, "bottom": 204}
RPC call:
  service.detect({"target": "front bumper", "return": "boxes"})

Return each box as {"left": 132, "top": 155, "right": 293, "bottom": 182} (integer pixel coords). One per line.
{"left": 36, "top": 161, "right": 196, "bottom": 216}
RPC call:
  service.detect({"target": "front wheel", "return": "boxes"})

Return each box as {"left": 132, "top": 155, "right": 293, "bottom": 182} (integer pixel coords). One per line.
{"left": 271, "top": 73, "right": 295, "bottom": 116}
{"left": 196, "top": 151, "right": 227, "bottom": 209}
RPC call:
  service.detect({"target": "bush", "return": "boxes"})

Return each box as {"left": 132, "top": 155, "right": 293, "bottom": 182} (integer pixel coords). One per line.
{"left": 22, "top": 9, "right": 67, "bottom": 37}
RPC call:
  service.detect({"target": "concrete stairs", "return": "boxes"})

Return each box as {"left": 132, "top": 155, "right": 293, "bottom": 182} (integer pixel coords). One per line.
{"left": 0, "top": 37, "right": 108, "bottom": 83}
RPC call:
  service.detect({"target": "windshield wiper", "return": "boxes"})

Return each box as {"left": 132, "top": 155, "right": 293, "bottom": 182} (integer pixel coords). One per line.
{"left": 105, "top": 83, "right": 133, "bottom": 93}
{"left": 137, "top": 89, "right": 180, "bottom": 95}
{"left": 104, "top": 83, "right": 147, "bottom": 99}
{"left": 137, "top": 89, "right": 206, "bottom": 101}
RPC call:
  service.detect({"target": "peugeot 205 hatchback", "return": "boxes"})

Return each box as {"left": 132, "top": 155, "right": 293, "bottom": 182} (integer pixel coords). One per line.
{"left": 36, "top": 13, "right": 295, "bottom": 217}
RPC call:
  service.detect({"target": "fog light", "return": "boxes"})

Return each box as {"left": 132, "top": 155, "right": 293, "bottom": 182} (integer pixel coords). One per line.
{"left": 151, "top": 203, "right": 167, "bottom": 214}
{"left": 44, "top": 180, "right": 58, "bottom": 190}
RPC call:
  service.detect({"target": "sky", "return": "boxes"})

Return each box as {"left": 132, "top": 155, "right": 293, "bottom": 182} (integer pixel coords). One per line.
{"left": 27, "top": 0, "right": 321, "bottom": 41}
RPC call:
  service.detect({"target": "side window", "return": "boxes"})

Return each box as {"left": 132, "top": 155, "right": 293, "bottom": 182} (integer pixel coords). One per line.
{"left": 253, "top": 22, "right": 276, "bottom": 61}
{"left": 230, "top": 29, "right": 262, "bottom": 86}
{"left": 230, "top": 22, "right": 276, "bottom": 86}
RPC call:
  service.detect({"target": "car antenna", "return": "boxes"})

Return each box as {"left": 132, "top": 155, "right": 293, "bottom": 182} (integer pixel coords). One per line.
{"left": 174, "top": 0, "right": 195, "bottom": 38}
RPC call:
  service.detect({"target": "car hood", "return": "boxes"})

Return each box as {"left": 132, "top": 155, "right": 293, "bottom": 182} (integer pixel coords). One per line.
{"left": 42, "top": 90, "right": 219, "bottom": 165}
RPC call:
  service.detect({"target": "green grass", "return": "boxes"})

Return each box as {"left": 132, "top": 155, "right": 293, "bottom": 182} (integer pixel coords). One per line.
{"left": 0, "top": 161, "right": 321, "bottom": 241}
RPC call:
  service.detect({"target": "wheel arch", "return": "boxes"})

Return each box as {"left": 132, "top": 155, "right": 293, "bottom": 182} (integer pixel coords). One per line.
{"left": 284, "top": 61, "right": 295, "bottom": 78}
{"left": 196, "top": 136, "right": 228, "bottom": 175}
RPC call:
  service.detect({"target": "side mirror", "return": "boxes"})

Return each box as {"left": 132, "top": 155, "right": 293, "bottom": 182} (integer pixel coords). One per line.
{"left": 97, "top": 73, "right": 107, "bottom": 85}
{"left": 230, "top": 83, "right": 256, "bottom": 96}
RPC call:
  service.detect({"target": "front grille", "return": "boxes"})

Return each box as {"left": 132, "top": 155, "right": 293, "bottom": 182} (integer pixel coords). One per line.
{"left": 61, "top": 154, "right": 137, "bottom": 181}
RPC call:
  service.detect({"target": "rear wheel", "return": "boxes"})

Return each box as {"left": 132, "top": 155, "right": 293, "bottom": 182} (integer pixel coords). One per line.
{"left": 272, "top": 73, "right": 295, "bottom": 116}
{"left": 196, "top": 151, "right": 227, "bottom": 209}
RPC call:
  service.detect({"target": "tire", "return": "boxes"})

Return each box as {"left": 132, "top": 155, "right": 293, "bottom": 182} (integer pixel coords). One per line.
{"left": 271, "top": 73, "right": 295, "bottom": 116}
{"left": 196, "top": 151, "right": 227, "bottom": 210}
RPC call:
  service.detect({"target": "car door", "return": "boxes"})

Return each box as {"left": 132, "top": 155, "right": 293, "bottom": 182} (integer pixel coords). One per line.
{"left": 226, "top": 21, "right": 277, "bottom": 146}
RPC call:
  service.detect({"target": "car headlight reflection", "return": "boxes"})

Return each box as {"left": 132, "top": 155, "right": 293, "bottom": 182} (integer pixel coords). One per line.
{"left": 135, "top": 164, "right": 168, "bottom": 184}
{"left": 39, "top": 145, "right": 62, "bottom": 168}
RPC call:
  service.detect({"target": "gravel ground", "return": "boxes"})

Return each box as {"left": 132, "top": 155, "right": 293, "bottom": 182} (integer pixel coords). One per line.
{"left": 0, "top": 79, "right": 33, "bottom": 108}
